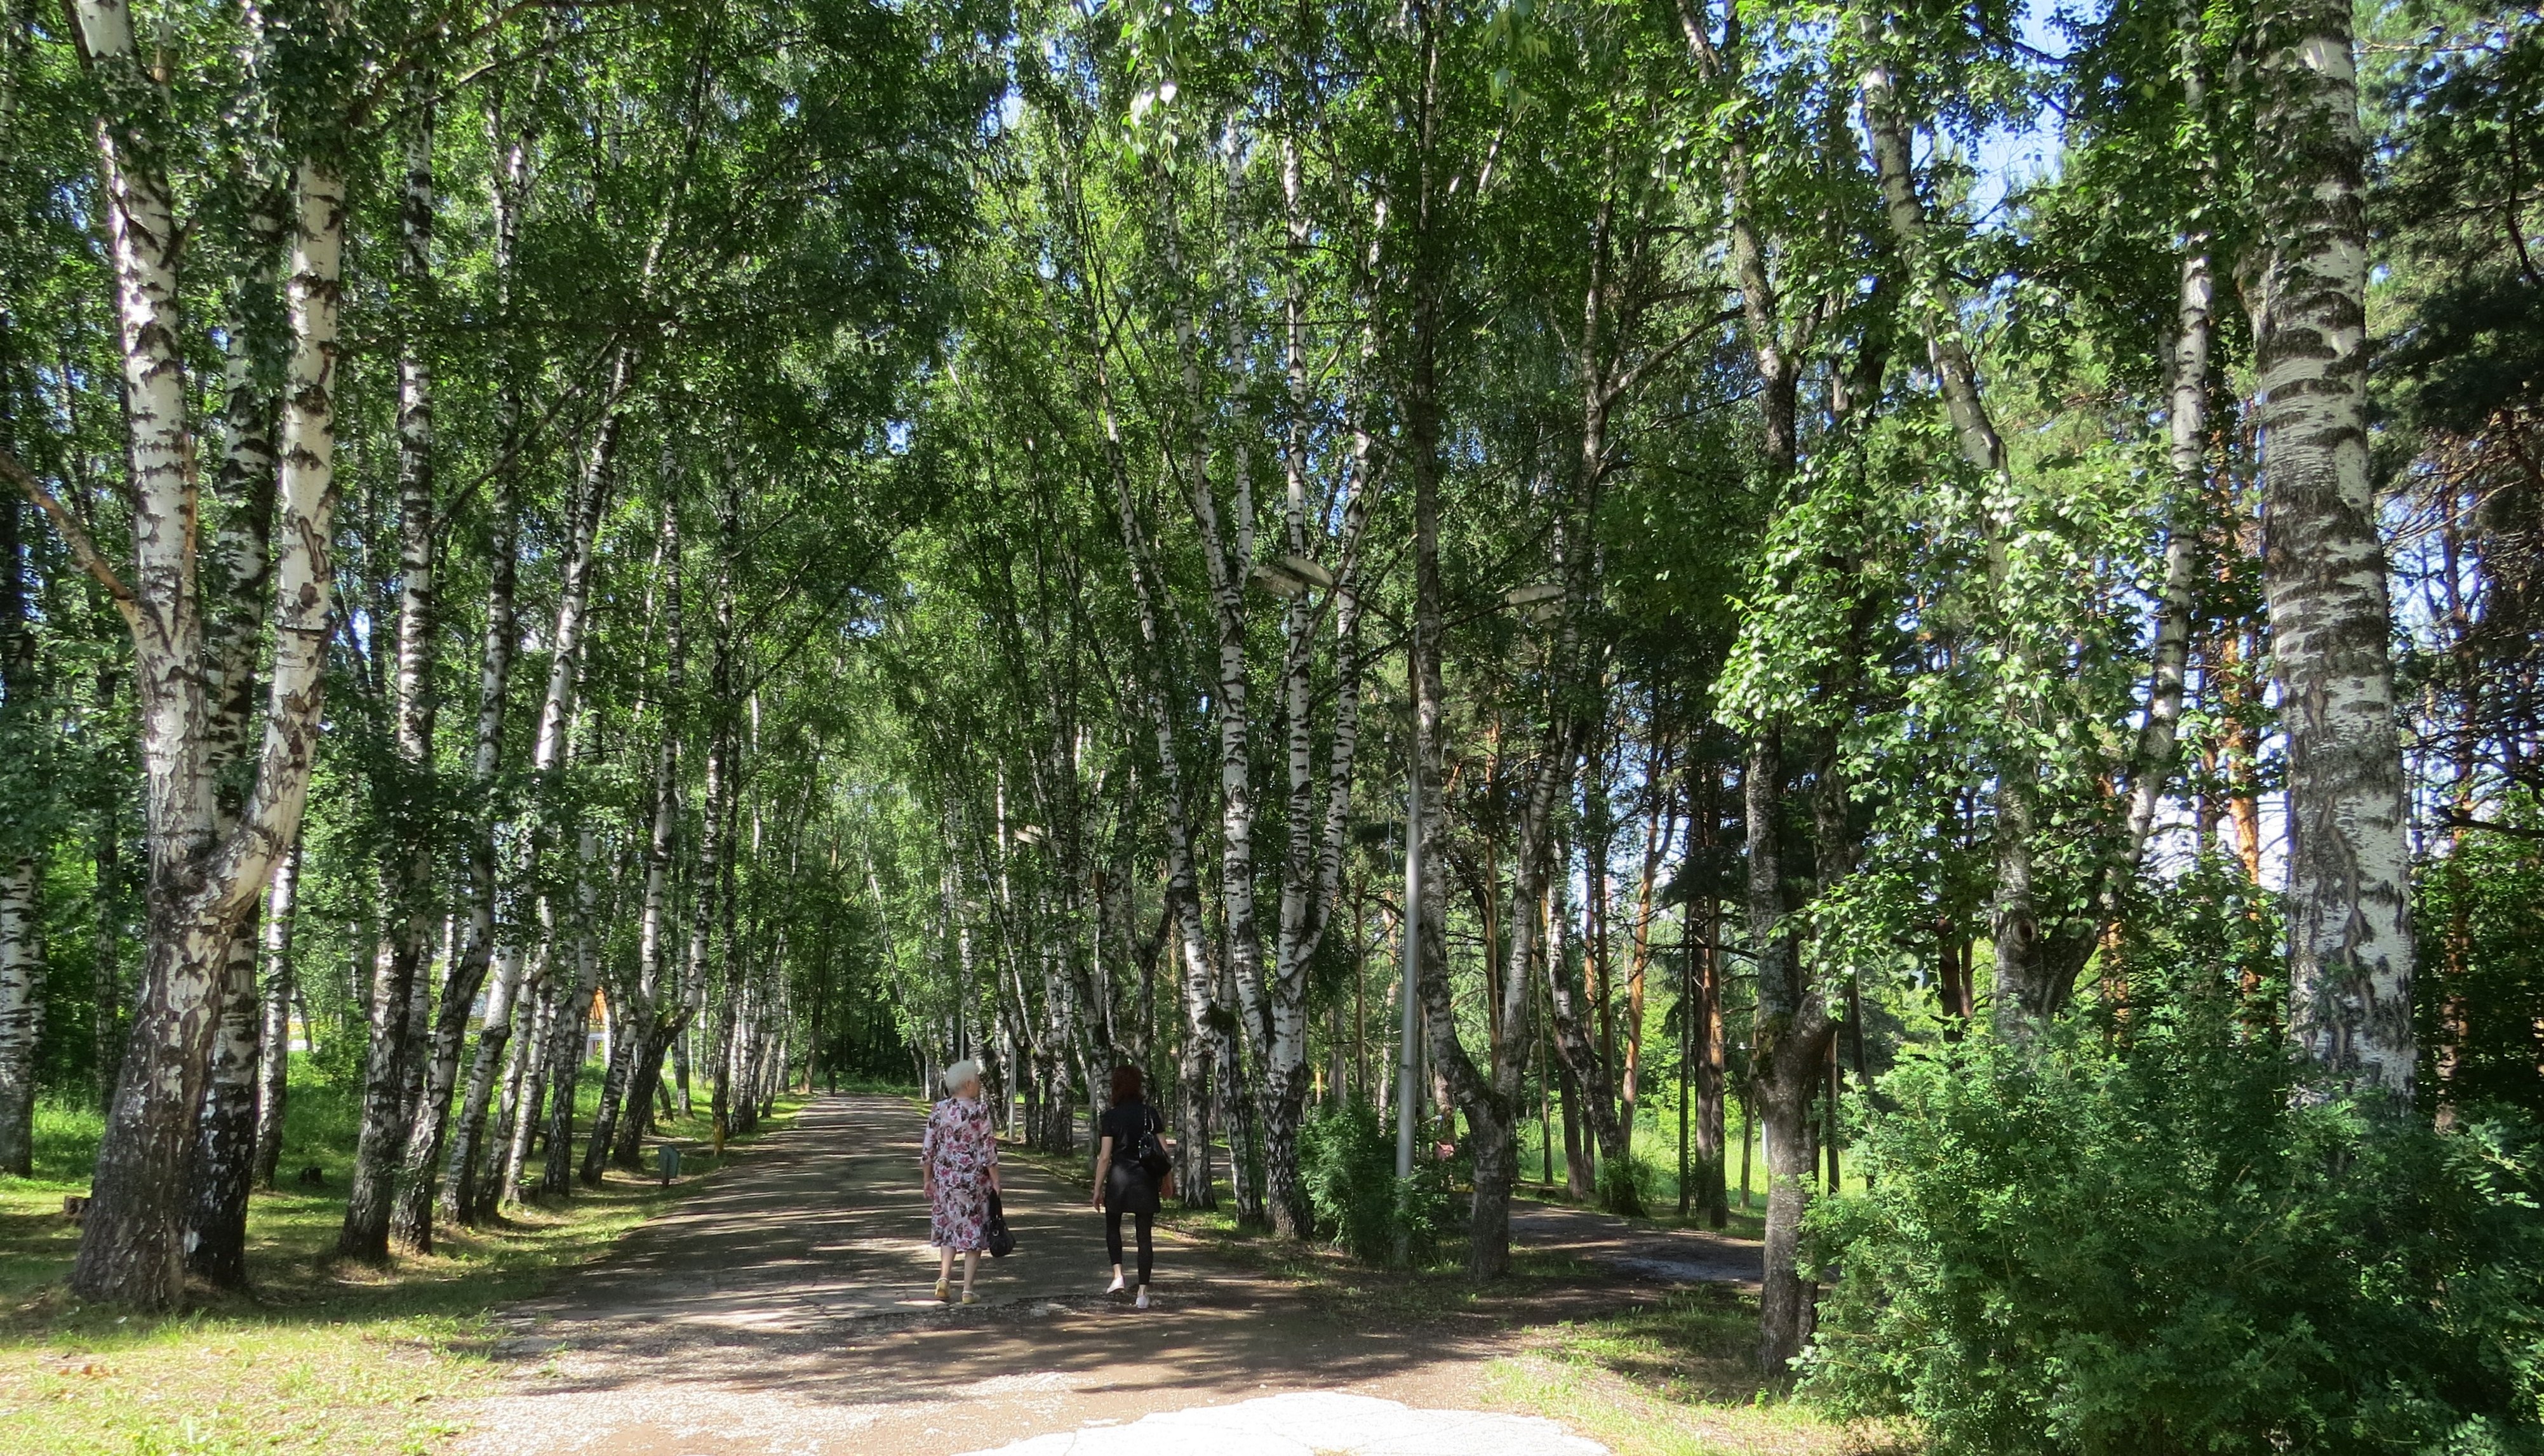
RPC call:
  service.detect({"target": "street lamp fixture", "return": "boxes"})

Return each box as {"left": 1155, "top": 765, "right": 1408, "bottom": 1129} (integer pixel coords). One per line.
{"left": 1249, "top": 554, "right": 1336, "bottom": 598}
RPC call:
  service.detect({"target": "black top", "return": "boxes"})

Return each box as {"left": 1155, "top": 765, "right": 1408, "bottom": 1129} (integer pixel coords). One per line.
{"left": 1099, "top": 1100, "right": 1166, "bottom": 1214}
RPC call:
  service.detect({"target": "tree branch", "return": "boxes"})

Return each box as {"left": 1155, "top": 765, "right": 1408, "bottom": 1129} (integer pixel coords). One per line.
{"left": 0, "top": 443, "right": 139, "bottom": 620}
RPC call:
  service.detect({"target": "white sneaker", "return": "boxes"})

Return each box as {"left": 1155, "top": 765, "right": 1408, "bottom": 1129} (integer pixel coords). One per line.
{"left": 1106, "top": 1274, "right": 1125, "bottom": 1294}
{"left": 1134, "top": 1287, "right": 1149, "bottom": 1310}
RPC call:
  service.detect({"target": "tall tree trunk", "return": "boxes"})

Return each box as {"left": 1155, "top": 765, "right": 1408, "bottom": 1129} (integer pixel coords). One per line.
{"left": 342, "top": 87, "right": 443, "bottom": 1266}
{"left": 252, "top": 845, "right": 298, "bottom": 1188}
{"left": 1745, "top": 733, "right": 1835, "bottom": 1375}
{"left": 1097, "top": 370, "right": 1218, "bottom": 1208}
{"left": 1158, "top": 163, "right": 1269, "bottom": 1222}
{"left": 605, "top": 524, "right": 685, "bottom": 1173}
{"left": 2253, "top": 0, "right": 2415, "bottom": 1095}
{"left": 540, "top": 822, "right": 603, "bottom": 1198}
{"left": 452, "top": 945, "right": 525, "bottom": 1220}
{"left": 431, "top": 64, "right": 537, "bottom": 1243}
{"left": 0, "top": 486, "right": 36, "bottom": 1175}
{"left": 64, "top": 0, "right": 345, "bottom": 1299}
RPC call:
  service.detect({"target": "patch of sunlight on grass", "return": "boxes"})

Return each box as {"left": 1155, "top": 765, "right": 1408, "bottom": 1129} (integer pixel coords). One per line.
{"left": 1477, "top": 1286, "right": 1911, "bottom": 1456}
{"left": 0, "top": 1078, "right": 807, "bottom": 1456}
{"left": 1482, "top": 1352, "right": 1905, "bottom": 1456}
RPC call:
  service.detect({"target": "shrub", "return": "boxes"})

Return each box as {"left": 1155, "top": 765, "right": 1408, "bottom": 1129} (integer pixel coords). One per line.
{"left": 1299, "top": 1099, "right": 1454, "bottom": 1266}
{"left": 1600, "top": 1146, "right": 1657, "bottom": 1217}
{"left": 1799, "top": 991, "right": 2544, "bottom": 1456}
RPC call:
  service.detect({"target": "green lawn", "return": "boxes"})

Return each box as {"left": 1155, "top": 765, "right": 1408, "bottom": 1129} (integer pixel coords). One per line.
{"left": 0, "top": 1063, "right": 798, "bottom": 1456}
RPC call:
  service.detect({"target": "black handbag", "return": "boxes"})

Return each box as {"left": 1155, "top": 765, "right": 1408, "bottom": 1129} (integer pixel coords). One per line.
{"left": 1135, "top": 1110, "right": 1173, "bottom": 1180}
{"left": 984, "top": 1191, "right": 1015, "bottom": 1258}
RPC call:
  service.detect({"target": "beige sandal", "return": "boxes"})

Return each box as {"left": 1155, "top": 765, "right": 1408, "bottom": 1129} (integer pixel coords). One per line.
{"left": 961, "top": 1291, "right": 978, "bottom": 1305}
{"left": 934, "top": 1279, "right": 950, "bottom": 1302}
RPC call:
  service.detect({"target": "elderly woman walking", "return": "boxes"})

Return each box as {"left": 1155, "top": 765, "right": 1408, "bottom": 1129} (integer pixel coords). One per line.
{"left": 921, "top": 1060, "right": 1001, "bottom": 1304}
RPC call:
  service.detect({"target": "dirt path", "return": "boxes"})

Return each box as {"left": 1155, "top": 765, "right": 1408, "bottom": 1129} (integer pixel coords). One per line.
{"left": 453, "top": 1095, "right": 1647, "bottom": 1456}
{"left": 1508, "top": 1198, "right": 1762, "bottom": 1286}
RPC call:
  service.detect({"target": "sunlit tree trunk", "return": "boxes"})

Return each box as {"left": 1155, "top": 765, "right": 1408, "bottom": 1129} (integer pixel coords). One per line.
{"left": 251, "top": 846, "right": 298, "bottom": 1188}
{"left": 67, "top": 53, "right": 345, "bottom": 1301}
{"left": 2253, "top": 0, "right": 2414, "bottom": 1095}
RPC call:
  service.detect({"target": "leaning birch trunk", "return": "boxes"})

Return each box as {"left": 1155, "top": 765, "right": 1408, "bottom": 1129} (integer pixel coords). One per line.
{"left": 342, "top": 88, "right": 441, "bottom": 1266}
{"left": 591, "top": 525, "right": 681, "bottom": 1177}
{"left": 473, "top": 348, "right": 624, "bottom": 1213}
{"left": 69, "top": 116, "right": 345, "bottom": 1307}
{"left": 448, "top": 945, "right": 525, "bottom": 1219}
{"left": 2253, "top": 0, "right": 2414, "bottom": 1095}
{"left": 1156, "top": 161, "right": 1268, "bottom": 1219}
{"left": 496, "top": 951, "right": 558, "bottom": 1208}
{"left": 252, "top": 845, "right": 299, "bottom": 1188}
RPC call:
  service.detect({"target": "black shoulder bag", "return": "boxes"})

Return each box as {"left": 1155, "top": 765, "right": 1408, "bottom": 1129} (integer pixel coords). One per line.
{"left": 984, "top": 1191, "right": 1015, "bottom": 1258}
{"left": 1135, "top": 1107, "right": 1173, "bottom": 1180}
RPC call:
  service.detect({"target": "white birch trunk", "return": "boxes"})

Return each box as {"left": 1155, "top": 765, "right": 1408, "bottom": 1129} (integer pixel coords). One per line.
{"left": 2254, "top": 0, "right": 2415, "bottom": 1095}
{"left": 347, "top": 88, "right": 440, "bottom": 1264}
{"left": 436, "top": 79, "right": 535, "bottom": 1227}
{"left": 70, "top": 0, "right": 345, "bottom": 1295}
{"left": 251, "top": 844, "right": 298, "bottom": 1188}
{"left": 0, "top": 852, "right": 36, "bottom": 1177}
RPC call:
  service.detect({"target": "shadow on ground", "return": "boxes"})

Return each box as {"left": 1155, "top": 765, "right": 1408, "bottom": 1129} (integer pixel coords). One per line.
{"left": 459, "top": 1094, "right": 1758, "bottom": 1456}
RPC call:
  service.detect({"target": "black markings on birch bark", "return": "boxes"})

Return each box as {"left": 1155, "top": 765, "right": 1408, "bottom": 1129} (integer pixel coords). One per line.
{"left": 2253, "top": 0, "right": 2416, "bottom": 1097}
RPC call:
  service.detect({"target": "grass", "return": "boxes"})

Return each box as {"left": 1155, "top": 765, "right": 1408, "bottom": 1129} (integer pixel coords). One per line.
{"left": 997, "top": 1123, "right": 1901, "bottom": 1456}
{"left": 0, "top": 1062, "right": 800, "bottom": 1456}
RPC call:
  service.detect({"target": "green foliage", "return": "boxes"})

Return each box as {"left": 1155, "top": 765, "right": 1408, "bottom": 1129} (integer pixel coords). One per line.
{"left": 2418, "top": 822, "right": 2544, "bottom": 1122}
{"left": 1800, "top": 989, "right": 2544, "bottom": 1456}
{"left": 1299, "top": 1099, "right": 1454, "bottom": 1267}
{"left": 1599, "top": 1146, "right": 1657, "bottom": 1218}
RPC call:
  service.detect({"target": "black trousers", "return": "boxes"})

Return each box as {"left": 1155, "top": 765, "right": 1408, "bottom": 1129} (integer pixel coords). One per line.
{"left": 1105, "top": 1206, "right": 1154, "bottom": 1283}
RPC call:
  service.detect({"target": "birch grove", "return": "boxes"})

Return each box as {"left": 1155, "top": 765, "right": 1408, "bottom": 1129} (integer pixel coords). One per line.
{"left": 0, "top": 0, "right": 2533, "bottom": 1435}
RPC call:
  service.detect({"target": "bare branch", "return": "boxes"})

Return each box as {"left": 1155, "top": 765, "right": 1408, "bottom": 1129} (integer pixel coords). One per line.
{"left": 0, "top": 444, "right": 139, "bottom": 618}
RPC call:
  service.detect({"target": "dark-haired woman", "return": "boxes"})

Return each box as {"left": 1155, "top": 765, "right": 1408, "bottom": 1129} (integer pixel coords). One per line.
{"left": 1091, "top": 1064, "right": 1170, "bottom": 1309}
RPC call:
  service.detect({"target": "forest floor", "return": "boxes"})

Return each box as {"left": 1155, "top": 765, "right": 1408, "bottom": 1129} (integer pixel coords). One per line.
{"left": 452, "top": 1094, "right": 1899, "bottom": 1456}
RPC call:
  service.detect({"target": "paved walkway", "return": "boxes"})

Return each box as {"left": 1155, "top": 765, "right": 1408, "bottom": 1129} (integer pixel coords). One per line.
{"left": 457, "top": 1095, "right": 1635, "bottom": 1456}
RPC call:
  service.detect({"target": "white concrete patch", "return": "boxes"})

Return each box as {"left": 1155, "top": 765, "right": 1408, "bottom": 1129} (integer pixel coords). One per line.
{"left": 949, "top": 1391, "right": 1609, "bottom": 1456}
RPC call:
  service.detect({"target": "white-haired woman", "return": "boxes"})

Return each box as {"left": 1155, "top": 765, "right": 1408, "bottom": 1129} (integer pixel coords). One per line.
{"left": 921, "top": 1059, "right": 1001, "bottom": 1303}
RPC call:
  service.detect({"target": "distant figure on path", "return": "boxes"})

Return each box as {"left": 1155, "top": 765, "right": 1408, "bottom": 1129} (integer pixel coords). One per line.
{"left": 922, "top": 1059, "right": 1000, "bottom": 1304}
{"left": 1091, "top": 1064, "right": 1171, "bottom": 1309}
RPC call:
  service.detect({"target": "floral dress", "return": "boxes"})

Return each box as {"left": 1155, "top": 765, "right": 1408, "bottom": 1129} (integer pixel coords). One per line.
{"left": 922, "top": 1094, "right": 998, "bottom": 1252}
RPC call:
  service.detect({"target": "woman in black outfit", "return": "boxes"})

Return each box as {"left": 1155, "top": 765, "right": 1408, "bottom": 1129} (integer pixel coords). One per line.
{"left": 1091, "top": 1064, "right": 1170, "bottom": 1308}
